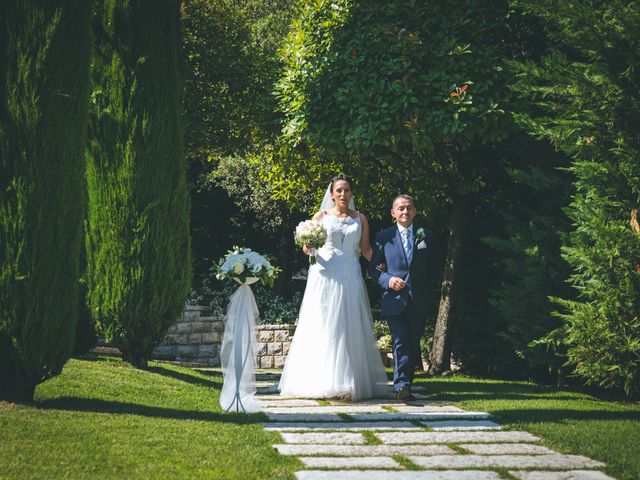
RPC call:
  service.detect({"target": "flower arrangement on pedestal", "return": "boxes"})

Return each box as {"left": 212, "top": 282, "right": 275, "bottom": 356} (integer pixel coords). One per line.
{"left": 215, "top": 247, "right": 280, "bottom": 413}
{"left": 216, "top": 247, "right": 280, "bottom": 286}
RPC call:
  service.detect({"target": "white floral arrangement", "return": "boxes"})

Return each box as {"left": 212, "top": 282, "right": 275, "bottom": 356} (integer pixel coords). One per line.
{"left": 294, "top": 219, "right": 327, "bottom": 265}
{"left": 216, "top": 247, "right": 280, "bottom": 287}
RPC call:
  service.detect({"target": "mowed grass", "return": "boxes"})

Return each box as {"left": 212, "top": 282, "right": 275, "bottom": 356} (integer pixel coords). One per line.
{"left": 2, "top": 357, "right": 639, "bottom": 479}
{"left": 414, "top": 373, "right": 640, "bottom": 480}
{"left": 0, "top": 356, "right": 300, "bottom": 479}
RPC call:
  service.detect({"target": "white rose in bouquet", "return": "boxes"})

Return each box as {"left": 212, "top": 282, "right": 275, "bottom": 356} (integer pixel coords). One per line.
{"left": 216, "top": 247, "right": 280, "bottom": 287}
{"left": 294, "top": 219, "right": 327, "bottom": 265}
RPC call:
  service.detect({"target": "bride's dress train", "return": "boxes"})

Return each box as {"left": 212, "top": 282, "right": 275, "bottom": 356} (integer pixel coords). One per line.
{"left": 278, "top": 214, "right": 388, "bottom": 400}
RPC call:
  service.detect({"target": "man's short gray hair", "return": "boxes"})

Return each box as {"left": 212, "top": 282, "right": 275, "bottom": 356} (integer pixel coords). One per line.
{"left": 392, "top": 194, "right": 415, "bottom": 208}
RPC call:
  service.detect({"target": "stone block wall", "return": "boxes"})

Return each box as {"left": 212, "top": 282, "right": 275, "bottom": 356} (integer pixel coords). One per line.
{"left": 152, "top": 305, "right": 296, "bottom": 368}
{"left": 255, "top": 324, "right": 296, "bottom": 369}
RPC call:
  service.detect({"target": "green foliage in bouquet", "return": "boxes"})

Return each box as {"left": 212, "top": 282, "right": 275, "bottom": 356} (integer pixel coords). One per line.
{"left": 512, "top": 0, "right": 640, "bottom": 395}
{"left": 0, "top": 0, "right": 92, "bottom": 401}
{"left": 85, "top": 0, "right": 191, "bottom": 369}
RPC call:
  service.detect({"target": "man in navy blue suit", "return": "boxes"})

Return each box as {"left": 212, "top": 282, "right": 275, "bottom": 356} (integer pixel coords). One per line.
{"left": 370, "top": 194, "right": 435, "bottom": 401}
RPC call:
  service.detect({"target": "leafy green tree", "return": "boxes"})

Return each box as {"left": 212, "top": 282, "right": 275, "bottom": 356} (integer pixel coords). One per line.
{"left": 182, "top": 0, "right": 300, "bottom": 284}
{"left": 274, "top": 0, "right": 514, "bottom": 373}
{"left": 86, "top": 0, "right": 191, "bottom": 369}
{"left": 0, "top": 0, "right": 92, "bottom": 401}
{"left": 512, "top": 0, "right": 640, "bottom": 395}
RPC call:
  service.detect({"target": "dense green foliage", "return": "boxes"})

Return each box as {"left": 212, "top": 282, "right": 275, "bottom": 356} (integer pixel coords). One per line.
{"left": 86, "top": 0, "right": 191, "bottom": 368}
{"left": 476, "top": 136, "right": 573, "bottom": 379}
{"left": 182, "top": 0, "right": 307, "bottom": 286}
{"left": 512, "top": 0, "right": 640, "bottom": 395}
{"left": 275, "top": 0, "right": 513, "bottom": 208}
{"left": 0, "top": 0, "right": 92, "bottom": 401}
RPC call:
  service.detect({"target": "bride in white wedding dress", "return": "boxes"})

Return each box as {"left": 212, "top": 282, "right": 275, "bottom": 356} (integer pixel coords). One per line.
{"left": 278, "top": 174, "right": 388, "bottom": 400}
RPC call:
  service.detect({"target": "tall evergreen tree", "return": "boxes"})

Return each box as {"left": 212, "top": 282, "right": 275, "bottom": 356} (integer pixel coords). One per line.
{"left": 0, "top": 0, "right": 92, "bottom": 401}
{"left": 512, "top": 0, "right": 640, "bottom": 395}
{"left": 86, "top": 0, "right": 191, "bottom": 368}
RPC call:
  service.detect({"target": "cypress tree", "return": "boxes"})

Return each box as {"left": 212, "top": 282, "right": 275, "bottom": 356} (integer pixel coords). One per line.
{"left": 512, "top": 1, "right": 640, "bottom": 395}
{"left": 86, "top": 0, "right": 191, "bottom": 369}
{"left": 0, "top": 0, "right": 92, "bottom": 401}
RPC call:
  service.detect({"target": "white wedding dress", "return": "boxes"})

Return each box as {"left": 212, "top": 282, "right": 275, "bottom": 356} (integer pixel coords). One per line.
{"left": 279, "top": 213, "right": 388, "bottom": 400}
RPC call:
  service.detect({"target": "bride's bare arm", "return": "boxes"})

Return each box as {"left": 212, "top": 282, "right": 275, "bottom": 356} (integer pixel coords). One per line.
{"left": 302, "top": 211, "right": 325, "bottom": 255}
{"left": 359, "top": 213, "right": 373, "bottom": 261}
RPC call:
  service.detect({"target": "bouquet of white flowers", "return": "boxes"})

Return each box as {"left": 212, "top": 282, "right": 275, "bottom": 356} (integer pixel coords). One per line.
{"left": 294, "top": 219, "right": 327, "bottom": 265}
{"left": 216, "top": 247, "right": 280, "bottom": 287}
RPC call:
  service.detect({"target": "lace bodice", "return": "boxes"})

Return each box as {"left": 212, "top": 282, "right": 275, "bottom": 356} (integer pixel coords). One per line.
{"left": 321, "top": 213, "right": 361, "bottom": 257}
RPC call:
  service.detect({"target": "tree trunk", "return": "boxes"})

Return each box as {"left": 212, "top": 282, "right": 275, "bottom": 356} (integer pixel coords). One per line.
{"left": 429, "top": 195, "right": 469, "bottom": 375}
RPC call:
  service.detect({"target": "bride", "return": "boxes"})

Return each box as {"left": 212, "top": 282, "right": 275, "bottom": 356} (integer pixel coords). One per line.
{"left": 278, "top": 174, "right": 388, "bottom": 400}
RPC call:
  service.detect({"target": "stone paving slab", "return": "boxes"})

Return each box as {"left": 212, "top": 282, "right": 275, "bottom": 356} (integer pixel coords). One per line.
{"left": 256, "top": 384, "right": 279, "bottom": 394}
{"left": 265, "top": 413, "right": 343, "bottom": 422}
{"left": 461, "top": 443, "right": 556, "bottom": 455}
{"left": 274, "top": 444, "right": 455, "bottom": 456}
{"left": 298, "top": 456, "right": 401, "bottom": 469}
{"left": 296, "top": 470, "right": 504, "bottom": 480}
{"left": 409, "top": 454, "right": 605, "bottom": 469}
{"left": 374, "top": 430, "right": 540, "bottom": 444}
{"left": 510, "top": 471, "right": 617, "bottom": 480}
{"left": 280, "top": 432, "right": 367, "bottom": 444}
{"left": 263, "top": 405, "right": 386, "bottom": 414}
{"left": 421, "top": 419, "right": 502, "bottom": 430}
{"left": 394, "top": 405, "right": 464, "bottom": 413}
{"left": 349, "top": 411, "right": 490, "bottom": 422}
{"left": 260, "top": 399, "right": 322, "bottom": 407}
{"left": 264, "top": 421, "right": 420, "bottom": 431}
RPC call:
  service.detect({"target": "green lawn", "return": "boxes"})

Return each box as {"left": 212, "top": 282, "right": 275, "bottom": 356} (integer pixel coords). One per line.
{"left": 414, "top": 373, "right": 640, "bottom": 480}
{"left": 0, "top": 357, "right": 299, "bottom": 479}
{"left": 1, "top": 357, "right": 639, "bottom": 479}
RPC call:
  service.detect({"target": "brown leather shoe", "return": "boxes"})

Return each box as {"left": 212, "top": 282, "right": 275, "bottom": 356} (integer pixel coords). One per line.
{"left": 396, "top": 387, "right": 414, "bottom": 402}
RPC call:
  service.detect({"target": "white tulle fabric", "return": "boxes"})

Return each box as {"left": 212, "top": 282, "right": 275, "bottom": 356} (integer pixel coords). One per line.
{"left": 279, "top": 214, "right": 388, "bottom": 400}
{"left": 319, "top": 183, "right": 356, "bottom": 212}
{"left": 219, "top": 278, "right": 262, "bottom": 413}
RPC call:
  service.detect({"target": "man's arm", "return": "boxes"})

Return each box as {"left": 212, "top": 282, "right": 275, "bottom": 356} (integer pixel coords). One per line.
{"left": 369, "top": 233, "right": 392, "bottom": 290}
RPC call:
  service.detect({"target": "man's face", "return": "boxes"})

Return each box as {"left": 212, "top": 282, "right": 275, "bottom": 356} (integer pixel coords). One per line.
{"left": 391, "top": 197, "right": 416, "bottom": 228}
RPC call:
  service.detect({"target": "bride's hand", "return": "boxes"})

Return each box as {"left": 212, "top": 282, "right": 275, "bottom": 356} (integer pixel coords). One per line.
{"left": 302, "top": 244, "right": 312, "bottom": 255}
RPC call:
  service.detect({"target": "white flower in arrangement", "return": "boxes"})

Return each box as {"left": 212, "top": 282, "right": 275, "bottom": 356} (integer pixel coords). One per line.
{"left": 294, "top": 219, "right": 327, "bottom": 265}
{"left": 232, "top": 262, "right": 245, "bottom": 274}
{"left": 216, "top": 247, "right": 280, "bottom": 287}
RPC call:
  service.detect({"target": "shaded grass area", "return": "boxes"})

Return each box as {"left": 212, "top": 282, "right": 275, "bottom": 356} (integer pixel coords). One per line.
{"left": 0, "top": 356, "right": 300, "bottom": 479}
{"left": 414, "top": 372, "right": 640, "bottom": 480}
{"left": 3, "top": 357, "right": 639, "bottom": 479}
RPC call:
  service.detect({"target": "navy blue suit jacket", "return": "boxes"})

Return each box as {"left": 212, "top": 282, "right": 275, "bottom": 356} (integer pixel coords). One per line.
{"left": 369, "top": 224, "right": 435, "bottom": 317}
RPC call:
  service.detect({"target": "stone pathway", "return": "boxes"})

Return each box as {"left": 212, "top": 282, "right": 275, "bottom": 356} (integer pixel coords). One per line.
{"left": 255, "top": 378, "right": 617, "bottom": 480}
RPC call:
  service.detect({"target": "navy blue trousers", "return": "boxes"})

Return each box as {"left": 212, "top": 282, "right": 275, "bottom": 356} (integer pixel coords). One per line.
{"left": 384, "top": 299, "right": 425, "bottom": 392}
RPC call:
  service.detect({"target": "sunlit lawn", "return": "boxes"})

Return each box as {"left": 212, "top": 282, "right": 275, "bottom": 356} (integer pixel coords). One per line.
{"left": 1, "top": 356, "right": 639, "bottom": 479}
{"left": 414, "top": 373, "right": 640, "bottom": 480}
{"left": 0, "top": 356, "right": 299, "bottom": 479}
